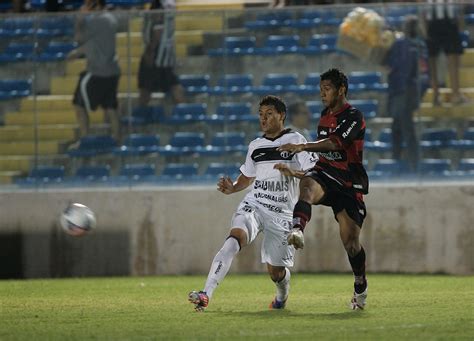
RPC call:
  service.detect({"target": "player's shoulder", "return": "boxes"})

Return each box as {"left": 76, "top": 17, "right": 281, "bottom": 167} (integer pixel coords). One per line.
{"left": 344, "top": 104, "right": 364, "bottom": 120}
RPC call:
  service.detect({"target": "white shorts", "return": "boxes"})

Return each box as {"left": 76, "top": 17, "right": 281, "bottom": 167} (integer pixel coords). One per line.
{"left": 230, "top": 200, "right": 295, "bottom": 267}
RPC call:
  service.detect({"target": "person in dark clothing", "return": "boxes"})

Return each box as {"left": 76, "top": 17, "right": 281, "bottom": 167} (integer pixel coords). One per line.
{"left": 384, "top": 15, "right": 427, "bottom": 171}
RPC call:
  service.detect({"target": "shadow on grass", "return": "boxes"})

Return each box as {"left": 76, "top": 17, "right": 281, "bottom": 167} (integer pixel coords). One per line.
{"left": 207, "top": 309, "right": 369, "bottom": 320}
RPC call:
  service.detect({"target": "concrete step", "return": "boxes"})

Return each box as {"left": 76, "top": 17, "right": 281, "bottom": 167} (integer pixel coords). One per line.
{"left": 0, "top": 171, "right": 23, "bottom": 184}
{"left": 5, "top": 111, "right": 105, "bottom": 125}
{"left": 446, "top": 67, "right": 474, "bottom": 88}
{"left": 0, "top": 141, "right": 62, "bottom": 156}
{"left": 50, "top": 77, "right": 139, "bottom": 95}
{"left": 0, "top": 156, "right": 31, "bottom": 172}
{"left": 175, "top": 15, "right": 223, "bottom": 31}
{"left": 0, "top": 125, "right": 76, "bottom": 142}
{"left": 20, "top": 96, "right": 73, "bottom": 112}
{"left": 423, "top": 87, "right": 474, "bottom": 103}
{"left": 461, "top": 49, "right": 474, "bottom": 67}
{"left": 417, "top": 102, "right": 474, "bottom": 118}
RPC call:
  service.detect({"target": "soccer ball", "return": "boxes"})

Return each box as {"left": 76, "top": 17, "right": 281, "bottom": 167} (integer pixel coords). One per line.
{"left": 60, "top": 203, "right": 96, "bottom": 237}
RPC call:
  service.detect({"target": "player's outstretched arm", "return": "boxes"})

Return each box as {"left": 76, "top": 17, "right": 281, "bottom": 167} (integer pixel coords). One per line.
{"left": 217, "top": 173, "right": 254, "bottom": 195}
{"left": 278, "top": 138, "right": 339, "bottom": 153}
{"left": 274, "top": 163, "right": 306, "bottom": 179}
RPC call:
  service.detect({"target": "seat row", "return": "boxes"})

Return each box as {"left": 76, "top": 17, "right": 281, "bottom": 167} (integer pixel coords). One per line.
{"left": 362, "top": 128, "right": 474, "bottom": 153}
{"left": 178, "top": 72, "right": 387, "bottom": 97}
{"left": 15, "top": 158, "right": 474, "bottom": 186}
{"left": 0, "top": 79, "right": 31, "bottom": 100}
{"left": 15, "top": 162, "right": 242, "bottom": 186}
{"left": 122, "top": 98, "right": 379, "bottom": 127}
{"left": 0, "top": 41, "right": 77, "bottom": 63}
{"left": 68, "top": 132, "right": 248, "bottom": 158}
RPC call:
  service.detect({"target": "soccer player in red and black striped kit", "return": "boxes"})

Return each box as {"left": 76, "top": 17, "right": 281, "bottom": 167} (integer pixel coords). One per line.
{"left": 278, "top": 68, "right": 369, "bottom": 310}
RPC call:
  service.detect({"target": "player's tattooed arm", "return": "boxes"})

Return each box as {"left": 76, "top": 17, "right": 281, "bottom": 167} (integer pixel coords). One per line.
{"left": 273, "top": 164, "right": 305, "bottom": 179}
{"left": 217, "top": 173, "right": 254, "bottom": 195}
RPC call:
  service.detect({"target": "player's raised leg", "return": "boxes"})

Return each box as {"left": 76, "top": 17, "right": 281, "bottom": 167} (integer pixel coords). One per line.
{"left": 268, "top": 264, "right": 291, "bottom": 309}
{"left": 188, "top": 228, "right": 247, "bottom": 312}
{"left": 336, "top": 209, "right": 367, "bottom": 310}
{"left": 288, "top": 176, "right": 325, "bottom": 249}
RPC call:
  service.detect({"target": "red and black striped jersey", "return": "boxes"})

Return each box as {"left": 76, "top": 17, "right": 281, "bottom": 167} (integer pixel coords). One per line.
{"left": 314, "top": 103, "right": 369, "bottom": 194}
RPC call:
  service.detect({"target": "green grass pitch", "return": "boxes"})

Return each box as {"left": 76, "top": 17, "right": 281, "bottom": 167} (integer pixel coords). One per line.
{"left": 1, "top": 274, "right": 473, "bottom": 340}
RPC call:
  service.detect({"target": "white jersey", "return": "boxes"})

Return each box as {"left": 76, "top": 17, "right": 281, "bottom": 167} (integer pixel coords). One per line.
{"left": 239, "top": 129, "right": 317, "bottom": 218}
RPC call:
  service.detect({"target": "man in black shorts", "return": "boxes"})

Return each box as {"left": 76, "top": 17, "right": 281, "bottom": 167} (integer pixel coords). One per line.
{"left": 68, "top": 0, "right": 121, "bottom": 142}
{"left": 278, "top": 68, "right": 369, "bottom": 310}
{"left": 423, "top": 1, "right": 467, "bottom": 105}
{"left": 138, "top": 0, "right": 184, "bottom": 107}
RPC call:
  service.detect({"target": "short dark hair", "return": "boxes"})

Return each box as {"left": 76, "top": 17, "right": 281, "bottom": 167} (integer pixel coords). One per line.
{"left": 320, "top": 68, "right": 348, "bottom": 96}
{"left": 259, "top": 95, "right": 287, "bottom": 114}
{"left": 96, "top": 0, "right": 106, "bottom": 8}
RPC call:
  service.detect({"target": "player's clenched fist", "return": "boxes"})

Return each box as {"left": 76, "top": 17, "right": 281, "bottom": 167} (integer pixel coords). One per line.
{"left": 277, "top": 143, "right": 305, "bottom": 153}
{"left": 217, "top": 176, "right": 234, "bottom": 194}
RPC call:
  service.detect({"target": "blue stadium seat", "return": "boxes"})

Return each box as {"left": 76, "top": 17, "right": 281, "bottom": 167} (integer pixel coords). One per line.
{"left": 450, "top": 128, "right": 474, "bottom": 151}
{"left": 254, "top": 73, "right": 299, "bottom": 94}
{"left": 114, "top": 134, "right": 160, "bottom": 156}
{"left": 113, "top": 163, "right": 157, "bottom": 183}
{"left": 36, "top": 41, "right": 77, "bottom": 62}
{"left": 0, "top": 42, "right": 36, "bottom": 62}
{"left": 208, "top": 36, "right": 256, "bottom": 56}
{"left": 214, "top": 102, "right": 256, "bottom": 123}
{"left": 159, "top": 132, "right": 205, "bottom": 156}
{"left": 351, "top": 99, "right": 378, "bottom": 119}
{"left": 17, "top": 165, "right": 65, "bottom": 185}
{"left": 201, "top": 132, "right": 247, "bottom": 156}
{"left": 304, "top": 34, "right": 338, "bottom": 54}
{"left": 370, "top": 159, "right": 410, "bottom": 179}
{"left": 348, "top": 72, "right": 387, "bottom": 92}
{"left": 366, "top": 128, "right": 392, "bottom": 153}
{"left": 255, "top": 35, "right": 301, "bottom": 55}
{"left": 0, "top": 79, "right": 31, "bottom": 99}
{"left": 211, "top": 74, "right": 254, "bottom": 95}
{"left": 202, "top": 162, "right": 241, "bottom": 180}
{"left": 163, "top": 103, "right": 207, "bottom": 125}
{"left": 245, "top": 11, "right": 292, "bottom": 30}
{"left": 420, "top": 128, "right": 458, "bottom": 150}
{"left": 37, "top": 17, "right": 74, "bottom": 37}
{"left": 450, "top": 158, "right": 474, "bottom": 178}
{"left": 68, "top": 135, "right": 117, "bottom": 158}
{"left": 121, "top": 106, "right": 165, "bottom": 125}
{"left": 287, "top": 11, "right": 323, "bottom": 29}
{"left": 73, "top": 165, "right": 110, "bottom": 182}
{"left": 419, "top": 159, "right": 451, "bottom": 176}
{"left": 160, "top": 163, "right": 199, "bottom": 180}
{"left": 306, "top": 100, "right": 323, "bottom": 119}
{"left": 179, "top": 74, "right": 210, "bottom": 94}
{"left": 0, "top": 18, "right": 34, "bottom": 38}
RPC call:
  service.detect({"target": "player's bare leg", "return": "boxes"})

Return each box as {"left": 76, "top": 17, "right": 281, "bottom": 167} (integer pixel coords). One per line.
{"left": 288, "top": 177, "right": 325, "bottom": 249}
{"left": 189, "top": 228, "right": 247, "bottom": 312}
{"left": 336, "top": 210, "right": 367, "bottom": 310}
{"left": 267, "top": 264, "right": 290, "bottom": 309}
{"left": 105, "top": 108, "right": 120, "bottom": 142}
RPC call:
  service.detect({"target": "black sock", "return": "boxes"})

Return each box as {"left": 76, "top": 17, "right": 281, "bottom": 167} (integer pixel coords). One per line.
{"left": 348, "top": 247, "right": 367, "bottom": 294}
{"left": 292, "top": 200, "right": 312, "bottom": 231}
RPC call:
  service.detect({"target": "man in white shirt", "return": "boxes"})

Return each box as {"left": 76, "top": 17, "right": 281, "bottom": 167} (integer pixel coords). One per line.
{"left": 188, "top": 95, "right": 317, "bottom": 312}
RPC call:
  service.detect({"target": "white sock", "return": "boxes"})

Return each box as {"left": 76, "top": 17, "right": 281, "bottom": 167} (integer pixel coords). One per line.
{"left": 204, "top": 237, "right": 240, "bottom": 299}
{"left": 275, "top": 268, "right": 291, "bottom": 302}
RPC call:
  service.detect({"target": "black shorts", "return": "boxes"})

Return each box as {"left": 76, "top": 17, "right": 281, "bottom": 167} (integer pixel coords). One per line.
{"left": 73, "top": 71, "right": 119, "bottom": 111}
{"left": 137, "top": 57, "right": 179, "bottom": 93}
{"left": 305, "top": 169, "right": 367, "bottom": 227}
{"left": 426, "top": 19, "right": 463, "bottom": 56}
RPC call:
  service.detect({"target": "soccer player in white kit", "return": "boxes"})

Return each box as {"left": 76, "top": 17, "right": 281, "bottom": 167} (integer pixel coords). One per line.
{"left": 189, "top": 95, "right": 317, "bottom": 312}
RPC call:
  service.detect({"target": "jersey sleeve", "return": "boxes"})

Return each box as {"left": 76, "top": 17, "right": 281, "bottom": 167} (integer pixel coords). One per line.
{"left": 239, "top": 142, "right": 256, "bottom": 178}
{"left": 330, "top": 110, "right": 363, "bottom": 147}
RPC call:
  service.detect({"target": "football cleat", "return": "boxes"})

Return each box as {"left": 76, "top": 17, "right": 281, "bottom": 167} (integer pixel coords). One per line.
{"left": 350, "top": 287, "right": 367, "bottom": 310}
{"left": 269, "top": 297, "right": 287, "bottom": 310}
{"left": 287, "top": 228, "right": 304, "bottom": 249}
{"left": 188, "top": 290, "right": 209, "bottom": 312}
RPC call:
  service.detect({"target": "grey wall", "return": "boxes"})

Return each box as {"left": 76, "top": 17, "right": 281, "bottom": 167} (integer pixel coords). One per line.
{"left": 0, "top": 183, "right": 473, "bottom": 278}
